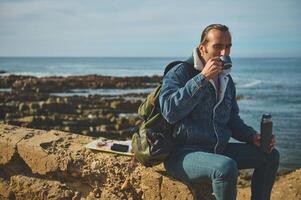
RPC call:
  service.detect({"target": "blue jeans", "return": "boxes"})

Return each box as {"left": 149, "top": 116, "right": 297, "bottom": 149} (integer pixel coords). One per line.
{"left": 164, "top": 143, "right": 280, "bottom": 200}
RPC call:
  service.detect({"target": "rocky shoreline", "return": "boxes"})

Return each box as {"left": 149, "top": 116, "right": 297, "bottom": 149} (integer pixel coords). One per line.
{"left": 1, "top": 74, "right": 299, "bottom": 199}
{"left": 0, "top": 75, "right": 159, "bottom": 140}
{"left": 0, "top": 74, "right": 161, "bottom": 92}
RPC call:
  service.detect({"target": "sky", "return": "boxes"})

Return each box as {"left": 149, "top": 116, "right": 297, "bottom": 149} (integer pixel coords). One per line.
{"left": 0, "top": 0, "right": 300, "bottom": 57}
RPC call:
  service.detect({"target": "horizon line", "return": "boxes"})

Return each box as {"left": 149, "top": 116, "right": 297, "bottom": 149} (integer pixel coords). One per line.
{"left": 0, "top": 56, "right": 301, "bottom": 59}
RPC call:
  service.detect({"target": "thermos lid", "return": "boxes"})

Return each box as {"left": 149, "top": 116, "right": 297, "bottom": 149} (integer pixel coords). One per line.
{"left": 262, "top": 113, "right": 272, "bottom": 119}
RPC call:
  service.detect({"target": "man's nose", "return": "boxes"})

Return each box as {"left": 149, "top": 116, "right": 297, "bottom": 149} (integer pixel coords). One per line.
{"left": 220, "top": 47, "right": 230, "bottom": 56}
{"left": 220, "top": 48, "right": 226, "bottom": 56}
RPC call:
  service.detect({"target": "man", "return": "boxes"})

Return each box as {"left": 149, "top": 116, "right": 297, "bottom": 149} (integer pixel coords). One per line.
{"left": 159, "top": 24, "right": 279, "bottom": 200}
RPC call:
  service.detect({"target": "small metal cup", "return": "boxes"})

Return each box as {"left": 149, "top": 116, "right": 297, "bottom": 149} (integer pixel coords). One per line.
{"left": 219, "top": 55, "right": 232, "bottom": 70}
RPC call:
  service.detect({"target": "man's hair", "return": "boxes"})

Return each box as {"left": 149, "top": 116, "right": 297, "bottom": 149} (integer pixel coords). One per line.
{"left": 200, "top": 24, "right": 230, "bottom": 45}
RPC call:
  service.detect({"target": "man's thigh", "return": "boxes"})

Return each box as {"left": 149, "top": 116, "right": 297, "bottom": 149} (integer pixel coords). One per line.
{"left": 164, "top": 148, "right": 236, "bottom": 182}
{"left": 223, "top": 143, "right": 270, "bottom": 169}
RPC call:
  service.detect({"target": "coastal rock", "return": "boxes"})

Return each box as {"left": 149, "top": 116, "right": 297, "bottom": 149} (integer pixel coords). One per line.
{"left": 0, "top": 104, "right": 17, "bottom": 119}
{"left": 0, "top": 91, "right": 49, "bottom": 102}
{"left": 16, "top": 130, "right": 67, "bottom": 175}
{"left": 2, "top": 91, "right": 142, "bottom": 139}
{"left": 1, "top": 74, "right": 244, "bottom": 141}
{"left": 6, "top": 175, "right": 76, "bottom": 200}
{"left": 141, "top": 167, "right": 197, "bottom": 200}
{"left": 141, "top": 166, "right": 215, "bottom": 200}
{"left": 0, "top": 124, "right": 211, "bottom": 199}
{"left": 0, "top": 124, "right": 300, "bottom": 200}
{"left": 0, "top": 125, "right": 33, "bottom": 165}
{"left": 7, "top": 75, "right": 160, "bottom": 92}
{"left": 18, "top": 103, "right": 30, "bottom": 112}
{"left": 0, "top": 178, "right": 11, "bottom": 198}
{"left": 39, "top": 101, "right": 76, "bottom": 114}
{"left": 0, "top": 75, "right": 34, "bottom": 88}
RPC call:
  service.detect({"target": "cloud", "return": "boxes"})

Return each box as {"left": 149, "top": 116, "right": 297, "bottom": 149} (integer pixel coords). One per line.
{"left": 0, "top": 0, "right": 300, "bottom": 57}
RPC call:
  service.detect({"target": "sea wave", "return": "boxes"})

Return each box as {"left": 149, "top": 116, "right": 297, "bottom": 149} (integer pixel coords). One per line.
{"left": 237, "top": 80, "right": 262, "bottom": 88}
{"left": 4, "top": 72, "right": 76, "bottom": 77}
{"left": 51, "top": 88, "right": 155, "bottom": 96}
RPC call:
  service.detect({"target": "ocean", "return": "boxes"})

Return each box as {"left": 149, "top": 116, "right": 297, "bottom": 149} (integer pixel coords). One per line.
{"left": 0, "top": 57, "right": 301, "bottom": 172}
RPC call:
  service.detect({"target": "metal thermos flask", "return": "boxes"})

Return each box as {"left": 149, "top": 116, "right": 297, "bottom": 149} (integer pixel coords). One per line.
{"left": 260, "top": 114, "right": 273, "bottom": 153}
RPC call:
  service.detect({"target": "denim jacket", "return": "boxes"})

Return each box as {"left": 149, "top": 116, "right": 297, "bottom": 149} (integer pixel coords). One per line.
{"left": 159, "top": 52, "right": 256, "bottom": 154}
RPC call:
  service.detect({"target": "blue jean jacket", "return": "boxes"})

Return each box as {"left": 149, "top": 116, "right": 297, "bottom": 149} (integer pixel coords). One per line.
{"left": 159, "top": 56, "right": 256, "bottom": 154}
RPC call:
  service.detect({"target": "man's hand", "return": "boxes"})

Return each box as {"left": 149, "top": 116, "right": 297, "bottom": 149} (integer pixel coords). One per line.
{"left": 252, "top": 133, "right": 276, "bottom": 153}
{"left": 201, "top": 57, "right": 223, "bottom": 80}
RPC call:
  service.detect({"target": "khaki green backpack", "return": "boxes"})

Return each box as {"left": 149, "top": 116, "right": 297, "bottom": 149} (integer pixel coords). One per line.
{"left": 131, "top": 61, "right": 192, "bottom": 167}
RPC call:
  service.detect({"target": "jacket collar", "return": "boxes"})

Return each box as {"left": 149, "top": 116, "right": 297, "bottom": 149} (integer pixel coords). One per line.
{"left": 188, "top": 47, "right": 231, "bottom": 102}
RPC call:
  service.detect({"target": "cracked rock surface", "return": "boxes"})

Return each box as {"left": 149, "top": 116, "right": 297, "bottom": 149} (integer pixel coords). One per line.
{"left": 1, "top": 124, "right": 300, "bottom": 200}
{"left": 0, "top": 124, "right": 200, "bottom": 200}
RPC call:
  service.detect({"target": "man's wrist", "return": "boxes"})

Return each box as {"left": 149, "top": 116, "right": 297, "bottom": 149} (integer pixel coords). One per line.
{"left": 200, "top": 72, "right": 209, "bottom": 81}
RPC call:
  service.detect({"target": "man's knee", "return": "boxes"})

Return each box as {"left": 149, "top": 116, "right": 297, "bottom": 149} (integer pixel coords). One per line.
{"left": 214, "top": 157, "right": 238, "bottom": 180}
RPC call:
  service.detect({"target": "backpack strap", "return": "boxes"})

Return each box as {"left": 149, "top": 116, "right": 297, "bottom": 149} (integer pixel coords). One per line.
{"left": 163, "top": 61, "right": 194, "bottom": 77}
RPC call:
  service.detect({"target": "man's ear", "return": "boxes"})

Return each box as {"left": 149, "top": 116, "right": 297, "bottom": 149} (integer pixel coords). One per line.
{"left": 198, "top": 44, "right": 205, "bottom": 55}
